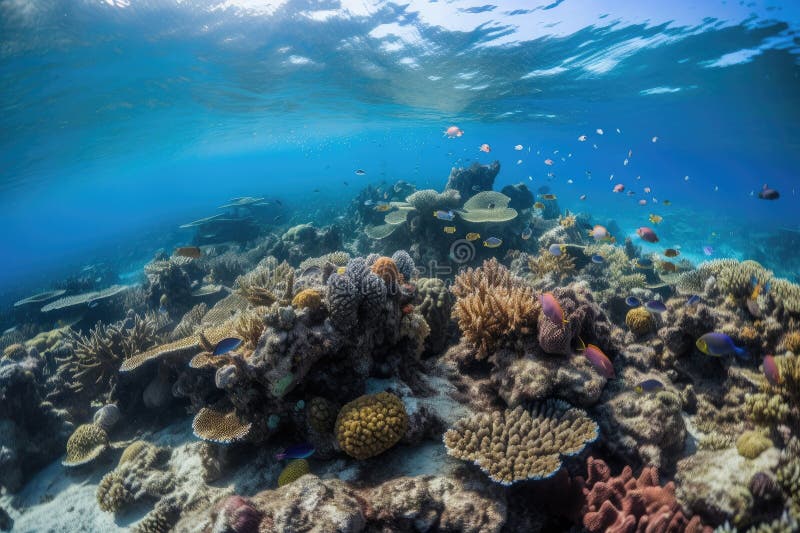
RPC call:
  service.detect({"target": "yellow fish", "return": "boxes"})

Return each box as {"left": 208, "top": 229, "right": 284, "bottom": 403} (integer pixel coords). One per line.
{"left": 648, "top": 214, "right": 663, "bottom": 224}
{"left": 337, "top": 266, "right": 347, "bottom": 274}
{"left": 466, "top": 232, "right": 480, "bottom": 241}
{"left": 533, "top": 202, "right": 545, "bottom": 209}
{"left": 443, "top": 226, "right": 456, "bottom": 234}
{"left": 374, "top": 203, "right": 391, "bottom": 212}
{"left": 541, "top": 194, "right": 557, "bottom": 200}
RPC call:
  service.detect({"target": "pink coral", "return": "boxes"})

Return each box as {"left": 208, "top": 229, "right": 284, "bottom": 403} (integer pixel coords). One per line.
{"left": 581, "top": 457, "right": 710, "bottom": 533}
{"left": 206, "top": 495, "right": 263, "bottom": 533}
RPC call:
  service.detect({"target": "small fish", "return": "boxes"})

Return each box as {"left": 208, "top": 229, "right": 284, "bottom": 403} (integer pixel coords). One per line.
{"left": 540, "top": 292, "right": 567, "bottom": 325}
{"left": 343, "top": 181, "right": 349, "bottom": 186}
{"left": 625, "top": 296, "right": 641, "bottom": 307}
{"left": 337, "top": 266, "right": 347, "bottom": 275}
{"left": 636, "top": 227, "right": 659, "bottom": 243}
{"left": 662, "top": 200, "right": 671, "bottom": 206}
{"left": 659, "top": 261, "right": 677, "bottom": 272}
{"left": 275, "top": 443, "right": 315, "bottom": 461}
{"left": 628, "top": 149, "right": 633, "bottom": 158}
{"left": 763, "top": 355, "right": 781, "bottom": 386}
{"left": 88, "top": 301, "right": 99, "bottom": 309}
{"left": 596, "top": 128, "right": 604, "bottom": 135}
{"left": 584, "top": 344, "right": 615, "bottom": 378}
{"left": 540, "top": 194, "right": 557, "bottom": 200}
{"left": 213, "top": 337, "right": 243, "bottom": 356}
{"left": 749, "top": 275, "right": 771, "bottom": 300}
{"left": 643, "top": 187, "right": 651, "bottom": 194}
{"left": 638, "top": 199, "right": 647, "bottom": 206}
{"left": 579, "top": 194, "right": 587, "bottom": 201}
{"left": 444, "top": 125, "right": 464, "bottom": 138}
{"left": 633, "top": 258, "right": 653, "bottom": 269}
{"left": 443, "top": 226, "right": 456, "bottom": 234}
{"left": 516, "top": 159, "right": 523, "bottom": 165}
{"left": 696, "top": 332, "right": 748, "bottom": 359}
{"left": 578, "top": 135, "right": 587, "bottom": 141}
{"left": 648, "top": 214, "right": 663, "bottom": 225}
{"left": 702, "top": 245, "right": 714, "bottom": 256}
{"left": 355, "top": 169, "right": 366, "bottom": 175}
{"left": 588, "top": 225, "right": 610, "bottom": 241}
{"left": 623, "top": 159, "right": 629, "bottom": 166}
{"left": 686, "top": 295, "right": 702, "bottom": 306}
{"left": 664, "top": 248, "right": 679, "bottom": 257}
{"left": 433, "top": 210, "right": 455, "bottom": 221}
{"left": 591, "top": 254, "right": 604, "bottom": 264}
{"left": 521, "top": 227, "right": 532, "bottom": 240}
{"left": 374, "top": 203, "right": 391, "bottom": 212}
{"left": 758, "top": 184, "right": 779, "bottom": 200}
{"left": 651, "top": 136, "right": 658, "bottom": 143}
{"left": 514, "top": 144, "right": 523, "bottom": 151}
{"left": 544, "top": 158, "right": 554, "bottom": 166}
{"left": 635, "top": 379, "right": 664, "bottom": 394}
{"left": 548, "top": 243, "right": 565, "bottom": 256}
{"left": 466, "top": 232, "right": 480, "bottom": 241}
{"left": 483, "top": 237, "right": 502, "bottom": 248}
{"left": 175, "top": 246, "right": 202, "bottom": 259}
{"left": 644, "top": 300, "right": 667, "bottom": 314}
{"left": 479, "top": 143, "right": 491, "bottom": 153}
{"left": 613, "top": 183, "right": 625, "bottom": 193}
{"left": 533, "top": 201, "right": 545, "bottom": 209}
{"left": 363, "top": 200, "right": 375, "bottom": 206}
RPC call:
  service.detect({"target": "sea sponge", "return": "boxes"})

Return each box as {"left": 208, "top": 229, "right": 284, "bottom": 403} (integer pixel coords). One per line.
{"left": 335, "top": 392, "right": 408, "bottom": 460}
{"left": 192, "top": 408, "right": 252, "bottom": 444}
{"left": 291, "top": 288, "right": 323, "bottom": 312}
{"left": 278, "top": 459, "right": 311, "bottom": 487}
{"left": 97, "top": 472, "right": 131, "bottom": 512}
{"left": 782, "top": 331, "right": 800, "bottom": 354}
{"left": 370, "top": 257, "right": 403, "bottom": 287}
{"left": 391, "top": 250, "right": 416, "bottom": 282}
{"left": 736, "top": 431, "right": 773, "bottom": 459}
{"left": 443, "top": 401, "right": 598, "bottom": 485}
{"left": 326, "top": 273, "right": 359, "bottom": 332}
{"left": 307, "top": 396, "right": 338, "bottom": 434}
{"left": 625, "top": 307, "right": 654, "bottom": 336}
{"left": 451, "top": 258, "right": 539, "bottom": 358}
{"left": 207, "top": 496, "right": 263, "bottom": 533}
{"left": 63, "top": 423, "right": 109, "bottom": 467}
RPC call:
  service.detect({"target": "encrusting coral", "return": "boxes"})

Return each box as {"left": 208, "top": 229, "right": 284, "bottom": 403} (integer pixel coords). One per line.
{"left": 62, "top": 423, "right": 108, "bottom": 467}
{"left": 443, "top": 400, "right": 598, "bottom": 485}
{"left": 277, "top": 459, "right": 311, "bottom": 487}
{"left": 335, "top": 391, "right": 408, "bottom": 460}
{"left": 737, "top": 431, "right": 774, "bottom": 459}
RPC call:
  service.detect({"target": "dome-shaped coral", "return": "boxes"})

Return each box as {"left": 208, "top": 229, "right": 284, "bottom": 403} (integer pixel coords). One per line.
{"left": 278, "top": 459, "right": 311, "bottom": 487}
{"left": 736, "top": 430, "right": 772, "bottom": 459}
{"left": 370, "top": 257, "right": 403, "bottom": 287}
{"left": 97, "top": 472, "right": 131, "bottom": 512}
{"left": 63, "top": 423, "right": 109, "bottom": 467}
{"left": 625, "top": 307, "right": 654, "bottom": 336}
{"left": 291, "top": 288, "right": 323, "bottom": 312}
{"left": 307, "top": 396, "right": 337, "bottom": 434}
{"left": 335, "top": 392, "right": 408, "bottom": 460}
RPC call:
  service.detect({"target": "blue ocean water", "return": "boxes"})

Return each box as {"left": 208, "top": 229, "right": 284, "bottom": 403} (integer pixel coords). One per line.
{"left": 1, "top": 0, "right": 799, "bottom": 310}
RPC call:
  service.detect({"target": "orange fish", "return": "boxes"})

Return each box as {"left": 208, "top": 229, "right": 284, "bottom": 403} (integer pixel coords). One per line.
{"left": 175, "top": 246, "right": 202, "bottom": 259}
{"left": 544, "top": 158, "right": 554, "bottom": 166}
{"left": 479, "top": 144, "right": 491, "bottom": 153}
{"left": 444, "top": 125, "right": 463, "bottom": 138}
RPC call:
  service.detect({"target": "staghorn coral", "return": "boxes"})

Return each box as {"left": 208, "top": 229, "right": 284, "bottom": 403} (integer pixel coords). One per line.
{"left": 335, "top": 392, "right": 408, "bottom": 460}
{"left": 59, "top": 311, "right": 165, "bottom": 401}
{"left": 737, "top": 431, "right": 773, "bottom": 459}
{"left": 62, "top": 423, "right": 108, "bottom": 467}
{"left": 451, "top": 258, "right": 539, "bottom": 358}
{"left": 192, "top": 407, "right": 252, "bottom": 444}
{"left": 291, "top": 288, "right": 323, "bottom": 312}
{"left": 277, "top": 459, "right": 311, "bottom": 487}
{"left": 235, "top": 256, "right": 294, "bottom": 307}
{"left": 581, "top": 456, "right": 710, "bottom": 533}
{"left": 443, "top": 401, "right": 598, "bottom": 485}
{"left": 626, "top": 306, "right": 655, "bottom": 336}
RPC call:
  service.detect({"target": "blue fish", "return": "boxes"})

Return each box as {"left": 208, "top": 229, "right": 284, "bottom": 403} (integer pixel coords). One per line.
{"left": 686, "top": 295, "right": 701, "bottom": 306}
{"left": 644, "top": 300, "right": 667, "bottom": 313}
{"left": 634, "top": 258, "right": 653, "bottom": 269}
{"left": 625, "top": 296, "right": 641, "bottom": 308}
{"left": 483, "top": 236, "right": 502, "bottom": 248}
{"left": 696, "top": 332, "right": 749, "bottom": 360}
{"left": 433, "top": 210, "right": 455, "bottom": 221}
{"left": 591, "top": 254, "right": 604, "bottom": 264}
{"left": 548, "top": 243, "right": 565, "bottom": 256}
{"left": 635, "top": 378, "right": 664, "bottom": 394}
{"left": 213, "top": 337, "right": 243, "bottom": 356}
{"left": 275, "top": 442, "right": 315, "bottom": 460}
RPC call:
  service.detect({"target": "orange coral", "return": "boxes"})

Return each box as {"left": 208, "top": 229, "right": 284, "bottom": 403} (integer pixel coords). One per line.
{"left": 783, "top": 331, "right": 800, "bottom": 354}
{"left": 371, "top": 257, "right": 403, "bottom": 287}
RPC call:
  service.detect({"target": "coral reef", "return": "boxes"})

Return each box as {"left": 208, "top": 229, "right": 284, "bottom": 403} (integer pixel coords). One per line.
{"left": 63, "top": 423, "right": 108, "bottom": 467}
{"left": 277, "top": 459, "right": 310, "bottom": 487}
{"left": 626, "top": 306, "right": 655, "bottom": 336}
{"left": 737, "top": 431, "right": 773, "bottom": 459}
{"left": 335, "top": 391, "right": 408, "bottom": 460}
{"left": 443, "top": 401, "right": 598, "bottom": 485}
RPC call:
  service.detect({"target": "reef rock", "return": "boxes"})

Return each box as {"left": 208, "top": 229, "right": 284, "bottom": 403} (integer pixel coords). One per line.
{"left": 444, "top": 161, "right": 500, "bottom": 198}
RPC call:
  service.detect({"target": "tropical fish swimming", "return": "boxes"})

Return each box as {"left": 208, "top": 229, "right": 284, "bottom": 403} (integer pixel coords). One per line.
{"left": 213, "top": 337, "right": 243, "bottom": 356}
{"left": 433, "top": 210, "right": 455, "bottom": 221}
{"left": 443, "top": 226, "right": 456, "bottom": 234}
{"left": 175, "top": 246, "right": 202, "bottom": 259}
{"left": 758, "top": 184, "right": 780, "bottom": 200}
{"left": 635, "top": 378, "right": 664, "bottom": 394}
{"left": 275, "top": 442, "right": 315, "bottom": 460}
{"left": 483, "top": 236, "right": 502, "bottom": 248}
{"left": 548, "top": 243, "right": 565, "bottom": 256}
{"left": 696, "top": 332, "right": 748, "bottom": 359}
{"left": 583, "top": 344, "right": 615, "bottom": 378}
{"left": 636, "top": 226, "right": 659, "bottom": 243}
{"left": 466, "top": 232, "right": 480, "bottom": 241}
{"left": 540, "top": 292, "right": 567, "bottom": 325}
{"left": 444, "top": 125, "right": 463, "bottom": 138}
{"left": 763, "top": 355, "right": 781, "bottom": 386}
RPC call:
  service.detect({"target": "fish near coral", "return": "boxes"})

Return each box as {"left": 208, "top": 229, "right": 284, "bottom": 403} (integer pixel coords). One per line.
{"left": 583, "top": 344, "right": 615, "bottom": 379}
{"left": 174, "top": 246, "right": 202, "bottom": 259}
{"left": 696, "top": 332, "right": 749, "bottom": 360}
{"left": 763, "top": 355, "right": 781, "bottom": 386}
{"left": 540, "top": 292, "right": 567, "bottom": 326}
{"left": 275, "top": 442, "right": 315, "bottom": 461}
{"left": 634, "top": 378, "right": 663, "bottom": 394}
{"left": 636, "top": 226, "right": 659, "bottom": 243}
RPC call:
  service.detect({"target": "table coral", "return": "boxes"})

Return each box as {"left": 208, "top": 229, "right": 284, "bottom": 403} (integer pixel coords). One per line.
{"left": 580, "top": 456, "right": 710, "bottom": 533}
{"left": 335, "top": 391, "right": 408, "bottom": 460}
{"left": 443, "top": 401, "right": 598, "bottom": 485}
{"left": 192, "top": 408, "right": 252, "bottom": 444}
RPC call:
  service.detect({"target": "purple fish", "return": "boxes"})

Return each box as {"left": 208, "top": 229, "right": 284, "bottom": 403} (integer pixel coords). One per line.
{"left": 702, "top": 246, "right": 714, "bottom": 256}
{"left": 540, "top": 292, "right": 566, "bottom": 325}
{"left": 584, "top": 344, "right": 615, "bottom": 378}
{"left": 644, "top": 300, "right": 667, "bottom": 314}
{"left": 758, "top": 184, "right": 780, "bottom": 200}
{"left": 275, "top": 442, "right": 315, "bottom": 461}
{"left": 763, "top": 355, "right": 781, "bottom": 386}
{"left": 686, "top": 295, "right": 701, "bottom": 306}
{"left": 213, "top": 337, "right": 243, "bottom": 356}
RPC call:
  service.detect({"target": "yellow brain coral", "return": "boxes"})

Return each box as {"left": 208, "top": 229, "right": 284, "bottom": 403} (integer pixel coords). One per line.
{"left": 335, "top": 392, "right": 408, "bottom": 460}
{"left": 277, "top": 459, "right": 311, "bottom": 487}
{"left": 736, "top": 430, "right": 773, "bottom": 459}
{"left": 291, "top": 288, "right": 323, "bottom": 312}
{"left": 625, "top": 307, "right": 654, "bottom": 336}
{"left": 443, "top": 400, "right": 598, "bottom": 485}
{"left": 63, "top": 423, "right": 109, "bottom": 467}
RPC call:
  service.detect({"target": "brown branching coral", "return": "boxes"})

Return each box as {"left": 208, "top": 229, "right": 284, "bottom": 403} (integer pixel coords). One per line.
{"left": 443, "top": 400, "right": 598, "bottom": 485}
{"left": 59, "top": 312, "right": 165, "bottom": 400}
{"left": 451, "top": 258, "right": 539, "bottom": 358}
{"left": 235, "top": 256, "right": 294, "bottom": 307}
{"left": 527, "top": 249, "right": 576, "bottom": 282}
